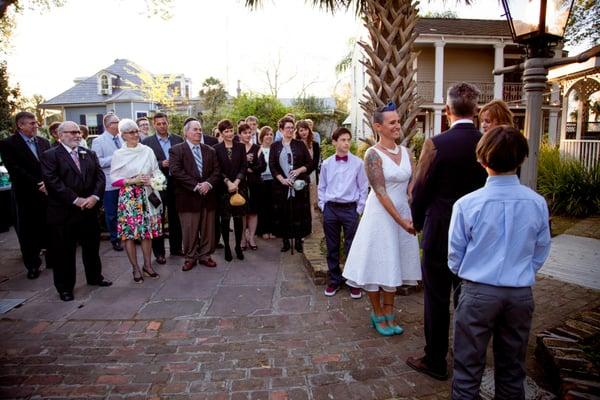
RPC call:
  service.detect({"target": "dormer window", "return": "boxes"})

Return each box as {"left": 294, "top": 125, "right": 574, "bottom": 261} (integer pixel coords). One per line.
{"left": 98, "top": 73, "right": 113, "bottom": 95}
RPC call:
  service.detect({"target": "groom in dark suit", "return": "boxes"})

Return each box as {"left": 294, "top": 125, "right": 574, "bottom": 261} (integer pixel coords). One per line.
{"left": 0, "top": 111, "right": 51, "bottom": 279}
{"left": 142, "top": 112, "right": 184, "bottom": 264}
{"left": 169, "top": 119, "right": 221, "bottom": 271}
{"left": 407, "top": 82, "right": 487, "bottom": 380}
{"left": 40, "top": 121, "right": 112, "bottom": 301}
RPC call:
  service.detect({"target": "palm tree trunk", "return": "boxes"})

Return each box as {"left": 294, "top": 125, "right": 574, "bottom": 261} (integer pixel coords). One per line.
{"left": 358, "top": 0, "right": 423, "bottom": 145}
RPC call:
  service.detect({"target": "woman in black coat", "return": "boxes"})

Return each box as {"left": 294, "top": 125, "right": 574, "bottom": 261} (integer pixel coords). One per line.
{"left": 269, "top": 116, "right": 313, "bottom": 253}
{"left": 214, "top": 119, "right": 247, "bottom": 261}
{"left": 295, "top": 119, "right": 320, "bottom": 180}
{"left": 238, "top": 123, "right": 266, "bottom": 250}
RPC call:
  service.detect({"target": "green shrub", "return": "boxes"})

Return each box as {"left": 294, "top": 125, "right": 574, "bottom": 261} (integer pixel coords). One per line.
{"left": 408, "top": 133, "right": 425, "bottom": 161}
{"left": 537, "top": 144, "right": 600, "bottom": 217}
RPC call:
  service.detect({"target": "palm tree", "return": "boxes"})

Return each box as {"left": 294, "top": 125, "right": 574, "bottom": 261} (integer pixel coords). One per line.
{"left": 246, "top": 0, "right": 429, "bottom": 144}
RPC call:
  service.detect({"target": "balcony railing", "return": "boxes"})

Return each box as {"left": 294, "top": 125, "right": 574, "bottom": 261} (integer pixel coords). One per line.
{"left": 417, "top": 81, "right": 523, "bottom": 104}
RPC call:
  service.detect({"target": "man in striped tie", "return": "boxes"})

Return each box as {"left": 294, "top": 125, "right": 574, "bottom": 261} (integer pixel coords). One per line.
{"left": 169, "top": 120, "right": 221, "bottom": 271}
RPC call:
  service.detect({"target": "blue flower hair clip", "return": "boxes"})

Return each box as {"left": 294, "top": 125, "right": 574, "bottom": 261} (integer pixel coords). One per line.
{"left": 380, "top": 100, "right": 397, "bottom": 112}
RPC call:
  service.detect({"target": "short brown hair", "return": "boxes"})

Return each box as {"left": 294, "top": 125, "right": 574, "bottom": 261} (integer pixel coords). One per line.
{"left": 278, "top": 116, "right": 294, "bottom": 130}
{"left": 153, "top": 112, "right": 168, "bottom": 122}
{"left": 479, "top": 100, "right": 514, "bottom": 127}
{"left": 476, "top": 125, "right": 528, "bottom": 173}
{"left": 332, "top": 127, "right": 351, "bottom": 141}
{"left": 217, "top": 119, "right": 233, "bottom": 133}
{"left": 15, "top": 111, "right": 36, "bottom": 126}
{"left": 136, "top": 116, "right": 149, "bottom": 125}
{"left": 49, "top": 121, "right": 61, "bottom": 134}
{"left": 238, "top": 123, "right": 251, "bottom": 134}
{"left": 79, "top": 124, "right": 89, "bottom": 138}
{"left": 259, "top": 126, "right": 273, "bottom": 142}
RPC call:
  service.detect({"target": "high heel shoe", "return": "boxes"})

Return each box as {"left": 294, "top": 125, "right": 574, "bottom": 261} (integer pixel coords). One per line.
{"left": 235, "top": 246, "right": 244, "bottom": 260}
{"left": 142, "top": 267, "right": 159, "bottom": 279}
{"left": 370, "top": 313, "right": 394, "bottom": 336}
{"left": 132, "top": 269, "right": 144, "bottom": 283}
{"left": 224, "top": 246, "right": 232, "bottom": 262}
{"left": 385, "top": 314, "right": 404, "bottom": 335}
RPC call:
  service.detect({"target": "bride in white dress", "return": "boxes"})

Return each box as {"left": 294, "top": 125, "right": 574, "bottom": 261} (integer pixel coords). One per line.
{"left": 343, "top": 102, "right": 421, "bottom": 336}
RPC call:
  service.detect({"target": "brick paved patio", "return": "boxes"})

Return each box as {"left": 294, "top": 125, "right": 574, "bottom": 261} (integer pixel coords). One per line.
{"left": 0, "top": 228, "right": 599, "bottom": 399}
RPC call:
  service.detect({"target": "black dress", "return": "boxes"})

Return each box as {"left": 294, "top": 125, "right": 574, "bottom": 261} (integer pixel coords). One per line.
{"left": 269, "top": 139, "right": 313, "bottom": 239}
{"left": 243, "top": 143, "right": 266, "bottom": 214}
{"left": 214, "top": 142, "right": 248, "bottom": 218}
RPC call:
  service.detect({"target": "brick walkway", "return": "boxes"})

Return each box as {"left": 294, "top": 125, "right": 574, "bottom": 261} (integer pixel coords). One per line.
{"left": 0, "top": 228, "right": 599, "bottom": 399}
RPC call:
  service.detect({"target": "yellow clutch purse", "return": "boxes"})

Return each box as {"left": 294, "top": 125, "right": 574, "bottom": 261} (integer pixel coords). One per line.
{"left": 229, "top": 191, "right": 246, "bottom": 207}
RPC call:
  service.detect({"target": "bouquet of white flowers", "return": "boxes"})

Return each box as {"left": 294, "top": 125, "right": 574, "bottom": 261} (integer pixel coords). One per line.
{"left": 150, "top": 172, "right": 166, "bottom": 191}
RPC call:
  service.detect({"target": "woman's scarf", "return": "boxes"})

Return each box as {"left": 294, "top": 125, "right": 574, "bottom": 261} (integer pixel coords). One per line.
{"left": 110, "top": 143, "right": 164, "bottom": 214}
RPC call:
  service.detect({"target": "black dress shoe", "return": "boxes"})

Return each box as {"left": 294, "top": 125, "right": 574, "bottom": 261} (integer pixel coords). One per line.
{"left": 156, "top": 256, "right": 166, "bottom": 265}
{"left": 27, "top": 270, "right": 40, "bottom": 280}
{"left": 281, "top": 239, "right": 290, "bottom": 252}
{"left": 112, "top": 241, "right": 124, "bottom": 251}
{"left": 59, "top": 292, "right": 74, "bottom": 302}
{"left": 90, "top": 280, "right": 112, "bottom": 287}
{"left": 235, "top": 246, "right": 244, "bottom": 260}
{"left": 406, "top": 356, "right": 448, "bottom": 381}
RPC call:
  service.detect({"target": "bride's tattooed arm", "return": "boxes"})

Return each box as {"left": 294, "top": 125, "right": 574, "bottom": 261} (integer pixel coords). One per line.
{"left": 365, "top": 148, "right": 386, "bottom": 196}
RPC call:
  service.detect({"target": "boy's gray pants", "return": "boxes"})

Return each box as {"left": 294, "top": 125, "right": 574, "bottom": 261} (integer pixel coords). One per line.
{"left": 452, "top": 281, "right": 534, "bottom": 400}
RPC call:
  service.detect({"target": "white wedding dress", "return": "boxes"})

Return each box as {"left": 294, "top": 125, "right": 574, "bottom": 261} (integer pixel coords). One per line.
{"left": 343, "top": 145, "right": 421, "bottom": 291}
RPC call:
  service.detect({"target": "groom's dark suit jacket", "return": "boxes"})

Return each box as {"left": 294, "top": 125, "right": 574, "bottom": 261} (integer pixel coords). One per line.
{"left": 410, "top": 122, "right": 487, "bottom": 255}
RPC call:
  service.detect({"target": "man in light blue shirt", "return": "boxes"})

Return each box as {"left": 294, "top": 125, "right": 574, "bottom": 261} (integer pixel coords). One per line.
{"left": 448, "top": 126, "right": 551, "bottom": 400}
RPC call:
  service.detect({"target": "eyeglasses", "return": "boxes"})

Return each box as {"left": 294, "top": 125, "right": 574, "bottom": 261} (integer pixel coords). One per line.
{"left": 125, "top": 130, "right": 139, "bottom": 134}
{"left": 109, "top": 121, "right": 119, "bottom": 125}
{"left": 63, "top": 131, "right": 81, "bottom": 135}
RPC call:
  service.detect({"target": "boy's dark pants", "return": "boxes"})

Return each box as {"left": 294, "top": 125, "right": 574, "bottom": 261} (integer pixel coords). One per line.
{"left": 323, "top": 202, "right": 359, "bottom": 287}
{"left": 452, "top": 281, "right": 534, "bottom": 400}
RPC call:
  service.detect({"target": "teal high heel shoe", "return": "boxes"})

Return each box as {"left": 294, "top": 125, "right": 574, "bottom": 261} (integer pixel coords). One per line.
{"left": 370, "top": 313, "right": 394, "bottom": 336}
{"left": 385, "top": 314, "right": 404, "bottom": 335}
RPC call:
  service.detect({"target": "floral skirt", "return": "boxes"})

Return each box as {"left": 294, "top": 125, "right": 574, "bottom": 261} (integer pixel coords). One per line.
{"left": 117, "top": 185, "right": 162, "bottom": 240}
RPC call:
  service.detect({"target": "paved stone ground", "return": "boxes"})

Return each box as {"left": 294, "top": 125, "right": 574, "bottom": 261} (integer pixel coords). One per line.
{"left": 0, "top": 226, "right": 599, "bottom": 399}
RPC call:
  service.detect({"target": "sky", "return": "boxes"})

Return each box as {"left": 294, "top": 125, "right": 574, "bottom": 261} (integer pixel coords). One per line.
{"left": 3, "top": 0, "right": 513, "bottom": 101}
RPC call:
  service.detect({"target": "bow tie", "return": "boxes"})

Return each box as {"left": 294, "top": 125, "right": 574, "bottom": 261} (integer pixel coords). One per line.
{"left": 335, "top": 155, "right": 348, "bottom": 162}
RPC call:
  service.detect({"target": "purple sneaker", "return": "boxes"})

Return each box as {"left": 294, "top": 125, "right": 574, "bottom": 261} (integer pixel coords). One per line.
{"left": 349, "top": 287, "right": 362, "bottom": 299}
{"left": 324, "top": 285, "right": 339, "bottom": 297}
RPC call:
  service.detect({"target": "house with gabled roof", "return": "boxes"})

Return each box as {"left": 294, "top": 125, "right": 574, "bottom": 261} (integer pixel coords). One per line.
{"left": 39, "top": 59, "right": 192, "bottom": 134}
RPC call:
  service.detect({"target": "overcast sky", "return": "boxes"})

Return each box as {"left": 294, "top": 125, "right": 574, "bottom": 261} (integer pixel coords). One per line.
{"left": 5, "top": 0, "right": 511, "bottom": 100}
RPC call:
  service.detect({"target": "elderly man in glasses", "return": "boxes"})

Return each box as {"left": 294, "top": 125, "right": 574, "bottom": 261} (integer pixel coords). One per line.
{"left": 41, "top": 121, "right": 112, "bottom": 301}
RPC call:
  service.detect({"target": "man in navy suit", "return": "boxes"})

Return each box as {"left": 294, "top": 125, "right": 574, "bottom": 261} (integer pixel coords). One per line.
{"left": 41, "top": 121, "right": 112, "bottom": 301}
{"left": 407, "top": 82, "right": 487, "bottom": 380}
{"left": 0, "top": 111, "right": 51, "bottom": 279}
{"left": 142, "top": 112, "right": 184, "bottom": 264}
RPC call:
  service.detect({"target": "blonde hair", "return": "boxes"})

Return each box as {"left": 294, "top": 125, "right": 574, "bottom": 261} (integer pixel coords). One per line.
{"left": 479, "top": 100, "right": 514, "bottom": 128}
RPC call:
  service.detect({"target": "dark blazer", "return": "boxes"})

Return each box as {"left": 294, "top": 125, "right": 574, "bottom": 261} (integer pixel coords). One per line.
{"left": 244, "top": 143, "right": 267, "bottom": 186}
{"left": 0, "top": 133, "right": 51, "bottom": 206}
{"left": 203, "top": 134, "right": 218, "bottom": 147}
{"left": 310, "top": 141, "right": 320, "bottom": 174}
{"left": 169, "top": 142, "right": 220, "bottom": 212}
{"left": 214, "top": 142, "right": 247, "bottom": 185}
{"left": 142, "top": 133, "right": 184, "bottom": 177}
{"left": 410, "top": 122, "right": 486, "bottom": 253}
{"left": 269, "top": 139, "right": 313, "bottom": 184}
{"left": 40, "top": 145, "right": 105, "bottom": 225}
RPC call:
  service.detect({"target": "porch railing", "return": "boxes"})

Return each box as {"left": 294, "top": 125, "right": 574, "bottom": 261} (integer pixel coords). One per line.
{"left": 416, "top": 81, "right": 523, "bottom": 104}
{"left": 560, "top": 140, "right": 600, "bottom": 170}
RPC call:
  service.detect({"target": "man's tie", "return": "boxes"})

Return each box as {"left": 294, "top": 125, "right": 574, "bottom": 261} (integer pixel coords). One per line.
{"left": 113, "top": 136, "right": 121, "bottom": 149}
{"left": 28, "top": 138, "right": 39, "bottom": 159}
{"left": 70, "top": 149, "right": 81, "bottom": 172}
{"left": 192, "top": 145, "right": 203, "bottom": 177}
{"left": 335, "top": 155, "right": 348, "bottom": 162}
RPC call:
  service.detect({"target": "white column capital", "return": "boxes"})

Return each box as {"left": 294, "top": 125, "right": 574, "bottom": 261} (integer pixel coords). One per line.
{"left": 494, "top": 43, "right": 506, "bottom": 49}
{"left": 434, "top": 40, "right": 445, "bottom": 48}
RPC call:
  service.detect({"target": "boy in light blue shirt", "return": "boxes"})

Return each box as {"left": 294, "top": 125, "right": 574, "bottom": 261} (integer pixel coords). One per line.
{"left": 448, "top": 126, "right": 551, "bottom": 400}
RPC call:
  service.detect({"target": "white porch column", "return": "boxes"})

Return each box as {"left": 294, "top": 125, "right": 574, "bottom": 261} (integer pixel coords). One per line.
{"left": 434, "top": 108, "right": 443, "bottom": 136}
{"left": 576, "top": 98, "right": 584, "bottom": 140}
{"left": 493, "top": 44, "right": 505, "bottom": 100}
{"left": 548, "top": 83, "right": 561, "bottom": 145}
{"left": 434, "top": 41, "right": 445, "bottom": 104}
{"left": 559, "top": 90, "right": 568, "bottom": 148}
{"left": 424, "top": 111, "right": 431, "bottom": 138}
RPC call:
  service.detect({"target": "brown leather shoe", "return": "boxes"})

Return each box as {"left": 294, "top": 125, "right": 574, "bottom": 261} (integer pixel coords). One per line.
{"left": 406, "top": 356, "right": 448, "bottom": 381}
{"left": 156, "top": 256, "right": 166, "bottom": 265}
{"left": 199, "top": 257, "right": 217, "bottom": 268}
{"left": 181, "top": 260, "right": 196, "bottom": 271}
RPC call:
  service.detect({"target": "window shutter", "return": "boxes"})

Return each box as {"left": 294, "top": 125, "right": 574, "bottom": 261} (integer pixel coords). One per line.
{"left": 79, "top": 114, "right": 86, "bottom": 125}
{"left": 97, "top": 114, "right": 104, "bottom": 134}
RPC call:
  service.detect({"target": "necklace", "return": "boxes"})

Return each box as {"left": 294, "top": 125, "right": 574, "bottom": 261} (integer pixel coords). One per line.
{"left": 378, "top": 143, "right": 400, "bottom": 155}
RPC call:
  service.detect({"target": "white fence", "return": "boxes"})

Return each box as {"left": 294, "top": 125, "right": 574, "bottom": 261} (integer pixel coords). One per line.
{"left": 560, "top": 140, "right": 600, "bottom": 170}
